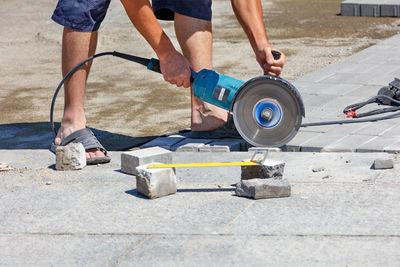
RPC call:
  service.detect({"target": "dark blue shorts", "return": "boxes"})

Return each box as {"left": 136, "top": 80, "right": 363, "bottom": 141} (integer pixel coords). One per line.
{"left": 152, "top": 0, "right": 212, "bottom": 21}
{"left": 52, "top": 0, "right": 111, "bottom": 32}
{"left": 52, "top": 0, "right": 212, "bottom": 32}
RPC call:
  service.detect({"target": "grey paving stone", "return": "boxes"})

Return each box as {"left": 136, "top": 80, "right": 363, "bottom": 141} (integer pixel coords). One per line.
{"left": 248, "top": 147, "right": 282, "bottom": 153}
{"left": 241, "top": 159, "right": 285, "bottom": 180}
{"left": 361, "top": 4, "right": 380, "bottom": 16}
{"left": 383, "top": 141, "right": 400, "bottom": 153}
{"left": 121, "top": 147, "right": 172, "bottom": 176}
{"left": 171, "top": 139, "right": 212, "bottom": 152}
{"left": 118, "top": 235, "right": 400, "bottom": 267}
{"left": 136, "top": 163, "right": 177, "bottom": 199}
{"left": 373, "top": 158, "right": 394, "bottom": 169}
{"left": 140, "top": 136, "right": 185, "bottom": 150}
{"left": 0, "top": 234, "right": 145, "bottom": 267}
{"left": 0, "top": 181, "right": 249, "bottom": 234}
{"left": 341, "top": 3, "right": 361, "bottom": 16}
{"left": 285, "top": 131, "right": 324, "bottom": 152}
{"left": 321, "top": 134, "right": 374, "bottom": 152}
{"left": 356, "top": 136, "right": 399, "bottom": 152}
{"left": 55, "top": 143, "right": 86, "bottom": 171}
{"left": 300, "top": 132, "right": 350, "bottom": 152}
{"left": 224, "top": 183, "right": 400, "bottom": 236}
{"left": 235, "top": 178, "right": 291, "bottom": 199}
{"left": 381, "top": 5, "right": 400, "bottom": 16}
{"left": 198, "top": 139, "right": 242, "bottom": 152}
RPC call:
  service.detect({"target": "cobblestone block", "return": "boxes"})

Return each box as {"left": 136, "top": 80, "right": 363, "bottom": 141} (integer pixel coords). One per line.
{"left": 361, "top": 4, "right": 380, "bottom": 16}
{"left": 235, "top": 178, "right": 291, "bottom": 199}
{"left": 381, "top": 5, "right": 400, "bottom": 16}
{"left": 241, "top": 159, "right": 285, "bottom": 180}
{"left": 121, "top": 147, "right": 172, "bottom": 176}
{"left": 173, "top": 139, "right": 212, "bottom": 152}
{"left": 140, "top": 137, "right": 185, "bottom": 150}
{"left": 373, "top": 158, "right": 394, "bottom": 169}
{"left": 198, "top": 140, "right": 241, "bottom": 152}
{"left": 136, "top": 163, "right": 177, "bottom": 199}
{"left": 56, "top": 143, "right": 86, "bottom": 171}
{"left": 341, "top": 3, "right": 361, "bottom": 16}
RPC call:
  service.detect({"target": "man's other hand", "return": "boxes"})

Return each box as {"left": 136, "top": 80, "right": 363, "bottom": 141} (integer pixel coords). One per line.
{"left": 256, "top": 45, "right": 286, "bottom": 77}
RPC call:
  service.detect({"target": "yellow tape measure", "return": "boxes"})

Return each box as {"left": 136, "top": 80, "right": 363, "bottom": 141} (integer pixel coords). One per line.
{"left": 147, "top": 161, "right": 259, "bottom": 169}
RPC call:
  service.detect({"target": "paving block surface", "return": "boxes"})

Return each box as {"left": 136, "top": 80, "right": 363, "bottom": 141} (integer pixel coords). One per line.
{"left": 199, "top": 139, "right": 242, "bottom": 152}
{"left": 374, "top": 158, "right": 394, "bottom": 169}
{"left": 172, "top": 139, "right": 212, "bottom": 152}
{"left": 140, "top": 137, "right": 185, "bottom": 150}
{"left": 235, "top": 178, "right": 291, "bottom": 199}
{"left": 55, "top": 143, "right": 86, "bottom": 170}
{"left": 241, "top": 159, "right": 285, "bottom": 180}
{"left": 136, "top": 163, "right": 177, "bottom": 199}
{"left": 121, "top": 147, "right": 172, "bottom": 175}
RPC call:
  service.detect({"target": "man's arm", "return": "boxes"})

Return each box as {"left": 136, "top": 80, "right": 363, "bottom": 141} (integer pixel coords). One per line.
{"left": 231, "top": 0, "right": 285, "bottom": 76}
{"left": 120, "top": 0, "right": 191, "bottom": 87}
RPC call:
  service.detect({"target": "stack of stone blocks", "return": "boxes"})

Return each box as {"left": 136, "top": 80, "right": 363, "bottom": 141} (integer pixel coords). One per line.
{"left": 341, "top": 0, "right": 400, "bottom": 17}
{"left": 121, "top": 147, "right": 176, "bottom": 199}
{"left": 121, "top": 147, "right": 291, "bottom": 200}
{"left": 235, "top": 157, "right": 290, "bottom": 199}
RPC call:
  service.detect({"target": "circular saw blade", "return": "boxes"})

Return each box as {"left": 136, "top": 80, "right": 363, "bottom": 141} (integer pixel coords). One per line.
{"left": 233, "top": 76, "right": 303, "bottom": 147}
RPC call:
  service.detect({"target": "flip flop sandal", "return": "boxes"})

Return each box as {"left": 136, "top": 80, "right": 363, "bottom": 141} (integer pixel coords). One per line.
{"left": 50, "top": 128, "right": 111, "bottom": 165}
{"left": 189, "top": 118, "right": 242, "bottom": 139}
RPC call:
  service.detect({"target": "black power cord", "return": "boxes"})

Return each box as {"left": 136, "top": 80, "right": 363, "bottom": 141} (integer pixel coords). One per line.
{"left": 50, "top": 51, "right": 162, "bottom": 135}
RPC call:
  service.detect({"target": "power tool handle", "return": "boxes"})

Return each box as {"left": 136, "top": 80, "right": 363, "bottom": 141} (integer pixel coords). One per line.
{"left": 148, "top": 58, "right": 198, "bottom": 83}
{"left": 147, "top": 58, "right": 162, "bottom": 73}
{"left": 272, "top": 50, "right": 281, "bottom": 60}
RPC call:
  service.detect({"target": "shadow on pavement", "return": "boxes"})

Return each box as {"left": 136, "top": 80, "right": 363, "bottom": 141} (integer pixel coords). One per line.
{"left": 0, "top": 122, "right": 155, "bottom": 150}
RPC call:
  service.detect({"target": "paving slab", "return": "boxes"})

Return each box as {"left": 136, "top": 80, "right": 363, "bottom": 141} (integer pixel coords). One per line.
{"left": 1, "top": 150, "right": 400, "bottom": 266}
{"left": 341, "top": 0, "right": 400, "bottom": 17}
{"left": 295, "top": 33, "right": 400, "bottom": 152}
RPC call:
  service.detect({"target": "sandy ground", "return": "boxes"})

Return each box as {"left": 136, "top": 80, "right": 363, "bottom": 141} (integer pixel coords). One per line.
{"left": 0, "top": 0, "right": 399, "bottom": 138}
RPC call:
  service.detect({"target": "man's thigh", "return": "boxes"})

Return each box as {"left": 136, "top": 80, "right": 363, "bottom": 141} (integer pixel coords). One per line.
{"left": 52, "top": 0, "right": 111, "bottom": 32}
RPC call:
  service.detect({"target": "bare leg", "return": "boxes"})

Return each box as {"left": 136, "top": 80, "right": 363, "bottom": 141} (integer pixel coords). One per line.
{"left": 174, "top": 14, "right": 228, "bottom": 131}
{"left": 54, "top": 27, "right": 105, "bottom": 159}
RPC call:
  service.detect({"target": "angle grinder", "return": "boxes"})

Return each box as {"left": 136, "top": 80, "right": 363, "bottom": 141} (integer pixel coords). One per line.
{"left": 51, "top": 51, "right": 305, "bottom": 147}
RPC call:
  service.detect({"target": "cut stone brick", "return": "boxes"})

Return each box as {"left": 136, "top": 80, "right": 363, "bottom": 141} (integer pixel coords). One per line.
{"left": 248, "top": 147, "right": 282, "bottom": 153}
{"left": 199, "top": 139, "right": 242, "bottom": 152}
{"left": 241, "top": 159, "right": 285, "bottom": 180}
{"left": 140, "top": 137, "right": 185, "bottom": 150}
{"left": 373, "top": 158, "right": 394, "bottom": 169}
{"left": 56, "top": 143, "right": 86, "bottom": 171}
{"left": 341, "top": 3, "right": 360, "bottom": 16}
{"left": 136, "top": 163, "right": 177, "bottom": 199}
{"left": 171, "top": 139, "right": 212, "bottom": 152}
{"left": 361, "top": 4, "right": 380, "bottom": 16}
{"left": 235, "top": 178, "right": 291, "bottom": 199}
{"left": 121, "top": 147, "right": 172, "bottom": 176}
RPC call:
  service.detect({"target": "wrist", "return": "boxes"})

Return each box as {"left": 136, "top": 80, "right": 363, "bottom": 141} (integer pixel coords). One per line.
{"left": 154, "top": 33, "right": 176, "bottom": 61}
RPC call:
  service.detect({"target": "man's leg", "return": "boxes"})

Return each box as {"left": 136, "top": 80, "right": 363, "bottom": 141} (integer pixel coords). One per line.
{"left": 174, "top": 13, "right": 228, "bottom": 132}
{"left": 54, "top": 27, "right": 105, "bottom": 159}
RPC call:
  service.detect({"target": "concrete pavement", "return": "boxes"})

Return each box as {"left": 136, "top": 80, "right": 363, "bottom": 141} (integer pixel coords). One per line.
{"left": 1, "top": 150, "right": 400, "bottom": 266}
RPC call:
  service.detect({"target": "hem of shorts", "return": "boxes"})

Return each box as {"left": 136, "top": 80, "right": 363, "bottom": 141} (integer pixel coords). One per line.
{"left": 174, "top": 9, "right": 212, "bottom": 21}
{"left": 153, "top": 1, "right": 211, "bottom": 21}
{"left": 51, "top": 14, "right": 101, "bottom": 32}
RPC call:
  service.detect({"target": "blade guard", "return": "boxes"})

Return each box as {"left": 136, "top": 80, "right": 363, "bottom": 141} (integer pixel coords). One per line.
{"left": 231, "top": 75, "right": 305, "bottom": 117}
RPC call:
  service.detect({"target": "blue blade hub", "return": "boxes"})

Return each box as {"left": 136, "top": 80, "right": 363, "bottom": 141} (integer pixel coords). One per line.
{"left": 253, "top": 98, "right": 282, "bottom": 128}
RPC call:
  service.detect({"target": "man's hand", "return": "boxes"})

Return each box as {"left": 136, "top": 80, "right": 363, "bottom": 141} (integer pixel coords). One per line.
{"left": 159, "top": 50, "right": 191, "bottom": 88}
{"left": 255, "top": 45, "right": 286, "bottom": 77}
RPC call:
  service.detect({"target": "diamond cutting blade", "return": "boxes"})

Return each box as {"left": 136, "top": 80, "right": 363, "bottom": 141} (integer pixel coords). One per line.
{"left": 232, "top": 76, "right": 304, "bottom": 147}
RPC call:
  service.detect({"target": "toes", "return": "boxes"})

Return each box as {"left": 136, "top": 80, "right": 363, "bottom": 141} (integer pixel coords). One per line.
{"left": 54, "top": 136, "right": 61, "bottom": 146}
{"left": 95, "top": 150, "right": 105, "bottom": 158}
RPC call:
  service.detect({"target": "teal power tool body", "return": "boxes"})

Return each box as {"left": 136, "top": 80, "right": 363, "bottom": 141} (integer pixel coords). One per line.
{"left": 51, "top": 51, "right": 305, "bottom": 147}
